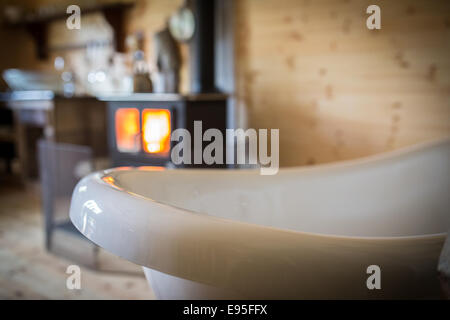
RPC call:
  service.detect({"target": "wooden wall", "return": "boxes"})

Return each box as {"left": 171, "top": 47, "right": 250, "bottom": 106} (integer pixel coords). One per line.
{"left": 235, "top": 0, "right": 450, "bottom": 166}
{"left": 1, "top": 0, "right": 449, "bottom": 167}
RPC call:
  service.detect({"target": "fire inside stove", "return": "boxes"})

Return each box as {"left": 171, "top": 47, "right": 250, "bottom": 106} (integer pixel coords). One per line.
{"left": 115, "top": 108, "right": 171, "bottom": 155}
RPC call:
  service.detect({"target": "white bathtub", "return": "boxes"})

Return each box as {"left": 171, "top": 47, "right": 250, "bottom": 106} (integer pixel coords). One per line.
{"left": 70, "top": 138, "right": 450, "bottom": 299}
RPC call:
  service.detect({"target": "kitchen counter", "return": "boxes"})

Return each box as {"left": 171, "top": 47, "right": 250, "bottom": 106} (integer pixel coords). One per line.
{"left": 1, "top": 90, "right": 107, "bottom": 181}
{"left": 97, "top": 92, "right": 229, "bottom": 102}
{"left": 0, "top": 90, "right": 54, "bottom": 102}
{"left": 1, "top": 91, "right": 229, "bottom": 103}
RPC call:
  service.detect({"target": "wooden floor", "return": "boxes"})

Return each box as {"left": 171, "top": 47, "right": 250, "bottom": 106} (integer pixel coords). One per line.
{"left": 0, "top": 179, "right": 155, "bottom": 300}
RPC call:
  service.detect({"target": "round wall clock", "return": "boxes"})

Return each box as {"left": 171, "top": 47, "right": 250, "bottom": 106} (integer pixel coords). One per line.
{"left": 169, "top": 4, "right": 195, "bottom": 42}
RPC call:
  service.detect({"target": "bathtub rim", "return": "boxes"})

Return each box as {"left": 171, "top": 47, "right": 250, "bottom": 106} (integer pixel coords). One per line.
{"left": 101, "top": 178, "right": 449, "bottom": 242}
{"left": 71, "top": 136, "right": 450, "bottom": 243}
{"left": 107, "top": 135, "right": 450, "bottom": 177}
{"left": 89, "top": 135, "right": 449, "bottom": 240}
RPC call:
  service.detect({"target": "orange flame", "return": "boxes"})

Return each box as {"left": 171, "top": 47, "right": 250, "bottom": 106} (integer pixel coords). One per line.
{"left": 115, "top": 108, "right": 140, "bottom": 152}
{"left": 142, "top": 109, "right": 171, "bottom": 154}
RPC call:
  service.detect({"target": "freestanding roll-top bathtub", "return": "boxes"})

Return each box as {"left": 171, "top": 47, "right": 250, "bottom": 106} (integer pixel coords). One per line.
{"left": 70, "top": 138, "right": 450, "bottom": 299}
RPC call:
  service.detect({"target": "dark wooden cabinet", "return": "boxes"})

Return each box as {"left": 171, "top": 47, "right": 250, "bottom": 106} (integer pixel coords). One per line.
{"left": 5, "top": 94, "right": 107, "bottom": 181}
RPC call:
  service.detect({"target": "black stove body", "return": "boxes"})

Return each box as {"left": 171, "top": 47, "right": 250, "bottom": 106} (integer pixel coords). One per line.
{"left": 104, "top": 93, "right": 228, "bottom": 168}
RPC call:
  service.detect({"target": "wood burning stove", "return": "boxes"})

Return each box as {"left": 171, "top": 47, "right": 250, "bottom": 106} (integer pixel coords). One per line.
{"left": 101, "top": 93, "right": 228, "bottom": 168}
{"left": 101, "top": 0, "right": 233, "bottom": 169}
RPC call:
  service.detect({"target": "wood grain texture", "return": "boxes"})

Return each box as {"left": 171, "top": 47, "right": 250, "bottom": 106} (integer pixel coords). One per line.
{"left": 235, "top": 0, "right": 450, "bottom": 166}
{"left": 1, "top": 0, "right": 449, "bottom": 166}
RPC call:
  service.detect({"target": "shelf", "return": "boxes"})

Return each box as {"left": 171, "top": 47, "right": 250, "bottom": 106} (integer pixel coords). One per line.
{"left": 4, "top": 2, "right": 134, "bottom": 59}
